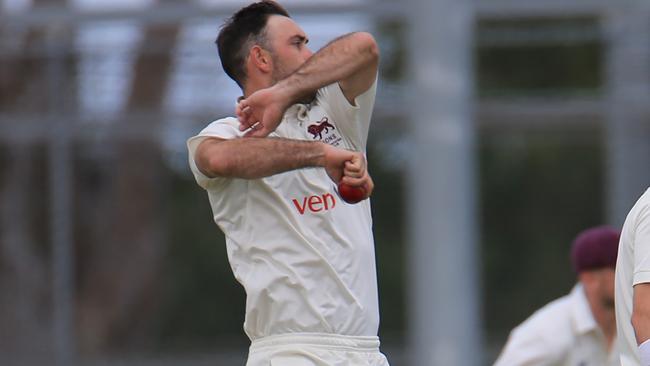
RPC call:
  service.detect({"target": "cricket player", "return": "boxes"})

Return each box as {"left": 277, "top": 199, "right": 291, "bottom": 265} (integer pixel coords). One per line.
{"left": 494, "top": 226, "right": 620, "bottom": 366}
{"left": 615, "top": 187, "right": 650, "bottom": 366}
{"left": 187, "top": 1, "right": 389, "bottom": 365}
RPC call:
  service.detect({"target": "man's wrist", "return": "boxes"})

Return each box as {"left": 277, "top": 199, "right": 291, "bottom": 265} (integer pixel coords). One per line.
{"left": 272, "top": 80, "right": 299, "bottom": 109}
{"left": 313, "top": 142, "right": 329, "bottom": 168}
{"left": 640, "top": 339, "right": 650, "bottom": 366}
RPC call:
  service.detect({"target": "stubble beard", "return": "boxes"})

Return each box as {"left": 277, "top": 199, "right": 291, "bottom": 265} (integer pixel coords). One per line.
{"left": 601, "top": 293, "right": 615, "bottom": 310}
{"left": 271, "top": 57, "right": 316, "bottom": 104}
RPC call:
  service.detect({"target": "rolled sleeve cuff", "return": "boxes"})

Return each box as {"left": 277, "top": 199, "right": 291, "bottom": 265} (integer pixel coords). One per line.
{"left": 633, "top": 271, "right": 650, "bottom": 286}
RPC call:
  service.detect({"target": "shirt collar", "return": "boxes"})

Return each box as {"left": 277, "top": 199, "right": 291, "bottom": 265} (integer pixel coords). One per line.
{"left": 570, "top": 283, "right": 599, "bottom": 335}
{"left": 282, "top": 103, "right": 311, "bottom": 126}
{"left": 284, "top": 103, "right": 309, "bottom": 119}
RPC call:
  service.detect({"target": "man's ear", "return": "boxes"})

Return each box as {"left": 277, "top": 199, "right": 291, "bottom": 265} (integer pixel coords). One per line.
{"left": 250, "top": 45, "right": 272, "bottom": 73}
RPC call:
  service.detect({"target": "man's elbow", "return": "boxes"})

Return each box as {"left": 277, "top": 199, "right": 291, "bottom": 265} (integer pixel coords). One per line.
{"left": 209, "top": 156, "right": 234, "bottom": 177}
{"left": 196, "top": 150, "right": 231, "bottom": 178}
{"left": 354, "top": 32, "right": 379, "bottom": 63}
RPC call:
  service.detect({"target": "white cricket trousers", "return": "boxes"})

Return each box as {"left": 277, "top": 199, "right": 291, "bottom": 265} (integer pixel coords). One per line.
{"left": 246, "top": 333, "right": 390, "bottom": 366}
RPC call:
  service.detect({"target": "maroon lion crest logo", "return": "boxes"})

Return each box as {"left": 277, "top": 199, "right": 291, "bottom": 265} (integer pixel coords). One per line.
{"left": 307, "top": 117, "right": 335, "bottom": 140}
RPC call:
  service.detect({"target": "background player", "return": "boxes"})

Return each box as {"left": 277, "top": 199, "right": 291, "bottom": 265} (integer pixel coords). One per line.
{"left": 494, "top": 226, "right": 620, "bottom": 365}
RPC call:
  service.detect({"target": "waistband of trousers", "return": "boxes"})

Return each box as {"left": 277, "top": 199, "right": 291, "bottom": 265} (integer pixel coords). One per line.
{"left": 249, "top": 333, "right": 380, "bottom": 353}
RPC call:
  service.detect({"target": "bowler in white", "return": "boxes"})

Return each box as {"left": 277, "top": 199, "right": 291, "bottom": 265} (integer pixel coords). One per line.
{"left": 187, "top": 1, "right": 389, "bottom": 365}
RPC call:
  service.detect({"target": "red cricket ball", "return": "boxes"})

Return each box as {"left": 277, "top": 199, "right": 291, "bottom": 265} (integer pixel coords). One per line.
{"left": 337, "top": 181, "right": 367, "bottom": 204}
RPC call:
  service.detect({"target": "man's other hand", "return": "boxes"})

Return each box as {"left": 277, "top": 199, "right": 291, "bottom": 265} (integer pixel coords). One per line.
{"left": 237, "top": 84, "right": 291, "bottom": 138}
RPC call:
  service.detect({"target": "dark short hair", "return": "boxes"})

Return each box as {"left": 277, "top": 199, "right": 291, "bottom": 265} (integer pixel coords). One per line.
{"left": 216, "top": 1, "right": 290, "bottom": 88}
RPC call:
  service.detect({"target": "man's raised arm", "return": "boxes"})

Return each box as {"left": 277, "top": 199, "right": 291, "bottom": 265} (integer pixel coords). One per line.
{"left": 287, "top": 31, "right": 379, "bottom": 105}
{"left": 238, "top": 32, "right": 379, "bottom": 137}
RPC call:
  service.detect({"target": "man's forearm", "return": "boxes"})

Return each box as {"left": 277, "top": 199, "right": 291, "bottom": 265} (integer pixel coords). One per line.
{"left": 634, "top": 283, "right": 650, "bottom": 345}
{"left": 197, "top": 137, "right": 327, "bottom": 179}
{"left": 277, "top": 32, "right": 378, "bottom": 103}
{"left": 636, "top": 316, "right": 650, "bottom": 345}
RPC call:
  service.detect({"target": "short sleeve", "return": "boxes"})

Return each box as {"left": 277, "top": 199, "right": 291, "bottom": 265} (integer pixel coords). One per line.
{"left": 315, "top": 76, "right": 378, "bottom": 151}
{"left": 632, "top": 190, "right": 650, "bottom": 285}
{"left": 186, "top": 117, "right": 241, "bottom": 189}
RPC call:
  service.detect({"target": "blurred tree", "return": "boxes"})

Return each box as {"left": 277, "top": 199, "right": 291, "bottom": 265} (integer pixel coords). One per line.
{"left": 0, "top": 143, "right": 50, "bottom": 356}
{"left": 75, "top": 24, "right": 179, "bottom": 354}
{"left": 480, "top": 128, "right": 604, "bottom": 349}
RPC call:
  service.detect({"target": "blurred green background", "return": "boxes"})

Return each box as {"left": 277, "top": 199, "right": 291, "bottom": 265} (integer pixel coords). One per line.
{"left": 1, "top": 2, "right": 648, "bottom": 365}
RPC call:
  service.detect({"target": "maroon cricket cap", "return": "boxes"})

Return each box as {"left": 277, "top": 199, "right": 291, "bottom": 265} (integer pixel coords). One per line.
{"left": 571, "top": 226, "right": 621, "bottom": 273}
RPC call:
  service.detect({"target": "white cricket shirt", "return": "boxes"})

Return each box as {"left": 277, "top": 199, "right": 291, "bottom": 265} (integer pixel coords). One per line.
{"left": 494, "top": 284, "right": 619, "bottom": 366}
{"left": 615, "top": 187, "right": 650, "bottom": 366}
{"left": 187, "top": 80, "right": 379, "bottom": 340}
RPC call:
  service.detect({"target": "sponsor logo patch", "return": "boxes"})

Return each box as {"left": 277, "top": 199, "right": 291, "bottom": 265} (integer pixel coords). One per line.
{"left": 292, "top": 193, "right": 337, "bottom": 215}
{"left": 307, "top": 117, "right": 342, "bottom": 146}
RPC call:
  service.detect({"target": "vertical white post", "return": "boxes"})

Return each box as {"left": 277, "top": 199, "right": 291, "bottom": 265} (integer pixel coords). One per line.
{"left": 407, "top": 0, "right": 482, "bottom": 365}
{"left": 604, "top": 4, "right": 650, "bottom": 225}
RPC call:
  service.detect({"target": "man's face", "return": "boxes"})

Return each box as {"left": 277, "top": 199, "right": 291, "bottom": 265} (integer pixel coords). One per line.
{"left": 597, "top": 268, "right": 616, "bottom": 309}
{"left": 583, "top": 267, "right": 616, "bottom": 309}
{"left": 263, "top": 15, "right": 313, "bottom": 83}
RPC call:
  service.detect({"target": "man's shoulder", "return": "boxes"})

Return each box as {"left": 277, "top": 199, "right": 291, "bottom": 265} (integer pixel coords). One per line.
{"left": 624, "top": 186, "right": 650, "bottom": 233}
{"left": 638, "top": 187, "right": 650, "bottom": 208}
{"left": 201, "top": 116, "right": 239, "bottom": 131}
{"left": 187, "top": 116, "right": 241, "bottom": 155}
{"left": 194, "top": 116, "right": 242, "bottom": 140}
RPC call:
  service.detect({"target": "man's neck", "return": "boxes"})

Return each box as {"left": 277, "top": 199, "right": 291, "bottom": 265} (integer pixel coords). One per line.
{"left": 243, "top": 78, "right": 273, "bottom": 98}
